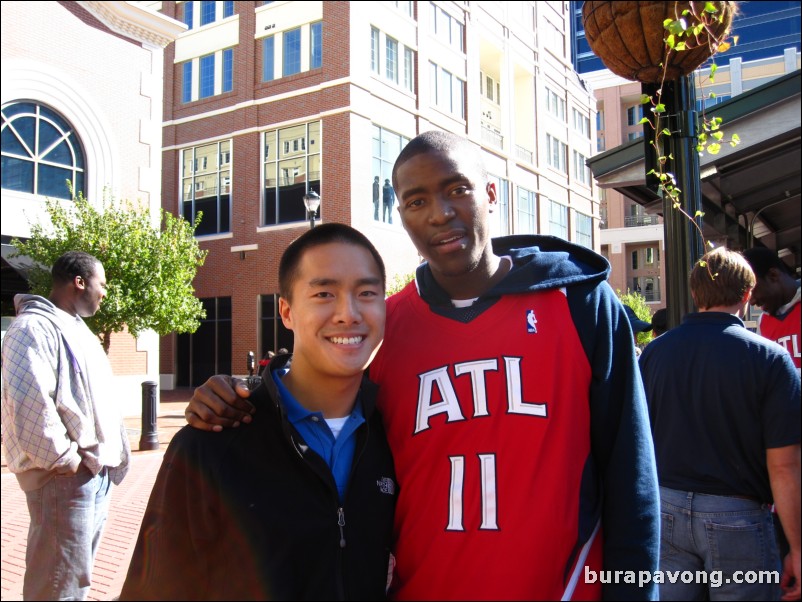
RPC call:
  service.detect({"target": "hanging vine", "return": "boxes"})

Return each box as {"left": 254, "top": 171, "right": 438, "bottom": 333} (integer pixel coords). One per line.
{"left": 640, "top": 1, "right": 740, "bottom": 253}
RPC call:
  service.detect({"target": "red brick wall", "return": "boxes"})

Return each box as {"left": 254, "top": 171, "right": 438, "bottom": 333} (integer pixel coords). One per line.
{"left": 107, "top": 328, "right": 148, "bottom": 375}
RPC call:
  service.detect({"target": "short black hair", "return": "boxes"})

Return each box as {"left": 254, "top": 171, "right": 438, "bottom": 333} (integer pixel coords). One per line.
{"left": 278, "top": 223, "right": 385, "bottom": 300}
{"left": 392, "top": 130, "right": 486, "bottom": 190}
{"left": 650, "top": 308, "right": 668, "bottom": 335}
{"left": 51, "top": 251, "right": 102, "bottom": 286}
{"left": 742, "top": 247, "right": 794, "bottom": 278}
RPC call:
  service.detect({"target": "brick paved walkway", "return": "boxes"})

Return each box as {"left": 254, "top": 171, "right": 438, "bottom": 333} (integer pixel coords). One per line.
{"left": 1, "top": 392, "right": 191, "bottom": 601}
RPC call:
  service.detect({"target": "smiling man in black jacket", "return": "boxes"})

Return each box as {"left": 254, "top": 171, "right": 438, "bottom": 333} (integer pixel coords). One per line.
{"left": 120, "top": 224, "right": 397, "bottom": 601}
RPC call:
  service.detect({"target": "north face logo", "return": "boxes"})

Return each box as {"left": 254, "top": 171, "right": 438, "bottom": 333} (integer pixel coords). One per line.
{"left": 377, "top": 477, "right": 396, "bottom": 495}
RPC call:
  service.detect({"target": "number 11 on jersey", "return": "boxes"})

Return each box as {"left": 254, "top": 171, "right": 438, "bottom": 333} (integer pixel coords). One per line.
{"left": 447, "top": 454, "right": 499, "bottom": 531}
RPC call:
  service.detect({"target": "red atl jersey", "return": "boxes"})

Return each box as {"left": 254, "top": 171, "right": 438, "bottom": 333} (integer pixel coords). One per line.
{"left": 370, "top": 284, "right": 603, "bottom": 601}
{"left": 759, "top": 300, "right": 801, "bottom": 370}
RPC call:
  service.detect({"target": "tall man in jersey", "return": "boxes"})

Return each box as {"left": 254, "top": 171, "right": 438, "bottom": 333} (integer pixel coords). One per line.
{"left": 187, "top": 131, "right": 660, "bottom": 600}
{"left": 743, "top": 247, "right": 801, "bottom": 373}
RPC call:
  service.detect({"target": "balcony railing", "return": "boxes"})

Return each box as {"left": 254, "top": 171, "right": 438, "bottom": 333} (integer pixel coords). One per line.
{"left": 624, "top": 214, "right": 660, "bottom": 227}
{"left": 515, "top": 145, "right": 533, "bottom": 164}
{"left": 481, "top": 124, "right": 504, "bottom": 149}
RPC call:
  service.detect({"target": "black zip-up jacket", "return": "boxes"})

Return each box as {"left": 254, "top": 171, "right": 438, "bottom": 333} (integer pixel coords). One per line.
{"left": 120, "top": 355, "right": 397, "bottom": 601}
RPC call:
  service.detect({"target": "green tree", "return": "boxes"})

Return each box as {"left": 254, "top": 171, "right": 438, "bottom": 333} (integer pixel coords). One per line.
{"left": 387, "top": 272, "right": 415, "bottom": 296}
{"left": 11, "top": 194, "right": 208, "bottom": 353}
{"left": 616, "top": 289, "right": 655, "bottom": 347}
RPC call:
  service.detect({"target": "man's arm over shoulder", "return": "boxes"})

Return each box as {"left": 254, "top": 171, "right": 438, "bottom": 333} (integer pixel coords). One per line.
{"left": 185, "top": 375, "right": 255, "bottom": 431}
{"left": 1, "top": 317, "right": 81, "bottom": 475}
{"left": 569, "top": 281, "right": 660, "bottom": 601}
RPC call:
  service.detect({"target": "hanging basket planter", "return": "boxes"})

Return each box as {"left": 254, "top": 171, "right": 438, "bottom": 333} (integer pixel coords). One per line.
{"left": 581, "top": 1, "right": 736, "bottom": 84}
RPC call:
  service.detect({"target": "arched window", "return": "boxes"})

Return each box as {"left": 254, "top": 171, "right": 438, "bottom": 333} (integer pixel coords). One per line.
{"left": 1, "top": 101, "right": 86, "bottom": 200}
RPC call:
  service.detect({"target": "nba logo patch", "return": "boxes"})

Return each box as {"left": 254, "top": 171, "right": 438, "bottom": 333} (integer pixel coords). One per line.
{"left": 526, "top": 309, "right": 537, "bottom": 333}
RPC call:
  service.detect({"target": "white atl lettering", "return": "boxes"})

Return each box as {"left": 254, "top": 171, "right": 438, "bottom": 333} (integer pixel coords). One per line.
{"left": 776, "top": 334, "right": 801, "bottom": 359}
{"left": 415, "top": 356, "right": 547, "bottom": 434}
{"left": 504, "top": 357, "right": 547, "bottom": 417}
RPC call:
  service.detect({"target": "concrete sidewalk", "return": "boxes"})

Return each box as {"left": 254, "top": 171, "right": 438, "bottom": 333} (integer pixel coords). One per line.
{"left": 1, "top": 389, "right": 192, "bottom": 601}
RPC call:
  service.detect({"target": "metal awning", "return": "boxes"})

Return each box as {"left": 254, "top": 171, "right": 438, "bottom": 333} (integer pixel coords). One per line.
{"left": 588, "top": 70, "right": 801, "bottom": 273}
{"left": 1, "top": 240, "right": 38, "bottom": 278}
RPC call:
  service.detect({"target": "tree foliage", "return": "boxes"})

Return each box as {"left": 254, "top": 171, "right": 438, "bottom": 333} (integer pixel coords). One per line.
{"left": 10, "top": 194, "right": 208, "bottom": 353}
{"left": 616, "top": 289, "right": 655, "bottom": 347}
{"left": 387, "top": 272, "right": 416, "bottom": 297}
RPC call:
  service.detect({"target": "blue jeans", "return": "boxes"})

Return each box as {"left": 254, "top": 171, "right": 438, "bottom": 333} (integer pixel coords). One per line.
{"left": 659, "top": 486, "right": 781, "bottom": 601}
{"left": 23, "top": 466, "right": 112, "bottom": 601}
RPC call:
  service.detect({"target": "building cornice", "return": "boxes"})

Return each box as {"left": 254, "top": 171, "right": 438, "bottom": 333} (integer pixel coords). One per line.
{"left": 78, "top": 1, "right": 186, "bottom": 48}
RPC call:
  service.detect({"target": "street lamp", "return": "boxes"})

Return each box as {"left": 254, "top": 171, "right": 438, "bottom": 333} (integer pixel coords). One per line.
{"left": 303, "top": 190, "right": 321, "bottom": 229}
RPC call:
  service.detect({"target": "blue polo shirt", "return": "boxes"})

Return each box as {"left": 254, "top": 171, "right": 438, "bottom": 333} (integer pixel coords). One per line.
{"left": 271, "top": 368, "right": 365, "bottom": 502}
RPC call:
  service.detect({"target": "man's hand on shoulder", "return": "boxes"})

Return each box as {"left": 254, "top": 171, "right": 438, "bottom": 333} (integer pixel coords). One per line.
{"left": 185, "top": 375, "right": 255, "bottom": 432}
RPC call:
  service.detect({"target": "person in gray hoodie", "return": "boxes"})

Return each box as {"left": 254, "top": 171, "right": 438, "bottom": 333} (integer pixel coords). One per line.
{"left": 1, "top": 250, "right": 130, "bottom": 601}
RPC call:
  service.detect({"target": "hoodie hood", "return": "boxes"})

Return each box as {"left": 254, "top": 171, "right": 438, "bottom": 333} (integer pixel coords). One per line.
{"left": 416, "top": 235, "right": 610, "bottom": 306}
{"left": 13, "top": 293, "right": 60, "bottom": 320}
{"left": 491, "top": 234, "right": 610, "bottom": 295}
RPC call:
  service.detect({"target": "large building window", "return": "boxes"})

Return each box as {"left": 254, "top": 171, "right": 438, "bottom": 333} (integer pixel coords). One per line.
{"left": 575, "top": 212, "right": 593, "bottom": 248}
{"left": 632, "top": 276, "right": 660, "bottom": 302}
{"left": 182, "top": 140, "right": 231, "bottom": 235}
{"left": 627, "top": 104, "right": 644, "bottom": 126}
{"left": 430, "top": 61, "right": 465, "bottom": 119}
{"left": 182, "top": 1, "right": 233, "bottom": 29}
{"left": 371, "top": 125, "right": 409, "bottom": 224}
{"left": 371, "top": 27, "right": 415, "bottom": 93}
{"left": 182, "top": 62, "right": 193, "bottom": 102}
{"left": 480, "top": 71, "right": 501, "bottom": 105}
{"left": 182, "top": 1, "right": 194, "bottom": 30}
{"left": 199, "top": 54, "right": 215, "bottom": 99}
{"left": 546, "top": 134, "right": 567, "bottom": 173}
{"left": 390, "top": 1, "right": 413, "bottom": 17}
{"left": 371, "top": 27, "right": 380, "bottom": 73}
{"left": 573, "top": 150, "right": 590, "bottom": 185}
{"left": 263, "top": 36, "right": 275, "bottom": 81}
{"left": 263, "top": 122, "right": 321, "bottom": 226}
{"left": 310, "top": 21, "right": 322, "bottom": 69}
{"left": 176, "top": 296, "right": 232, "bottom": 387}
{"left": 572, "top": 108, "right": 590, "bottom": 137}
{"left": 200, "top": 0, "right": 216, "bottom": 26}
{"left": 386, "top": 36, "right": 399, "bottom": 84}
{"left": 403, "top": 48, "right": 415, "bottom": 92}
{"left": 546, "top": 87, "right": 566, "bottom": 122}
{"left": 261, "top": 22, "right": 322, "bottom": 82}
{"left": 283, "top": 28, "right": 302, "bottom": 76}
{"left": 180, "top": 48, "right": 234, "bottom": 102}
{"left": 517, "top": 187, "right": 538, "bottom": 235}
{"left": 548, "top": 199, "right": 568, "bottom": 239}
{"left": 260, "top": 294, "right": 294, "bottom": 361}
{"left": 1, "top": 101, "right": 86, "bottom": 200}
{"left": 222, "top": 48, "right": 233, "bottom": 92}
{"left": 430, "top": 2, "right": 464, "bottom": 51}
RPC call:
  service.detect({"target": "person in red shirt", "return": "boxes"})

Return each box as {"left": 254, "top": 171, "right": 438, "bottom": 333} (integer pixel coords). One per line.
{"left": 743, "top": 247, "right": 801, "bottom": 373}
{"left": 184, "top": 131, "right": 660, "bottom": 600}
